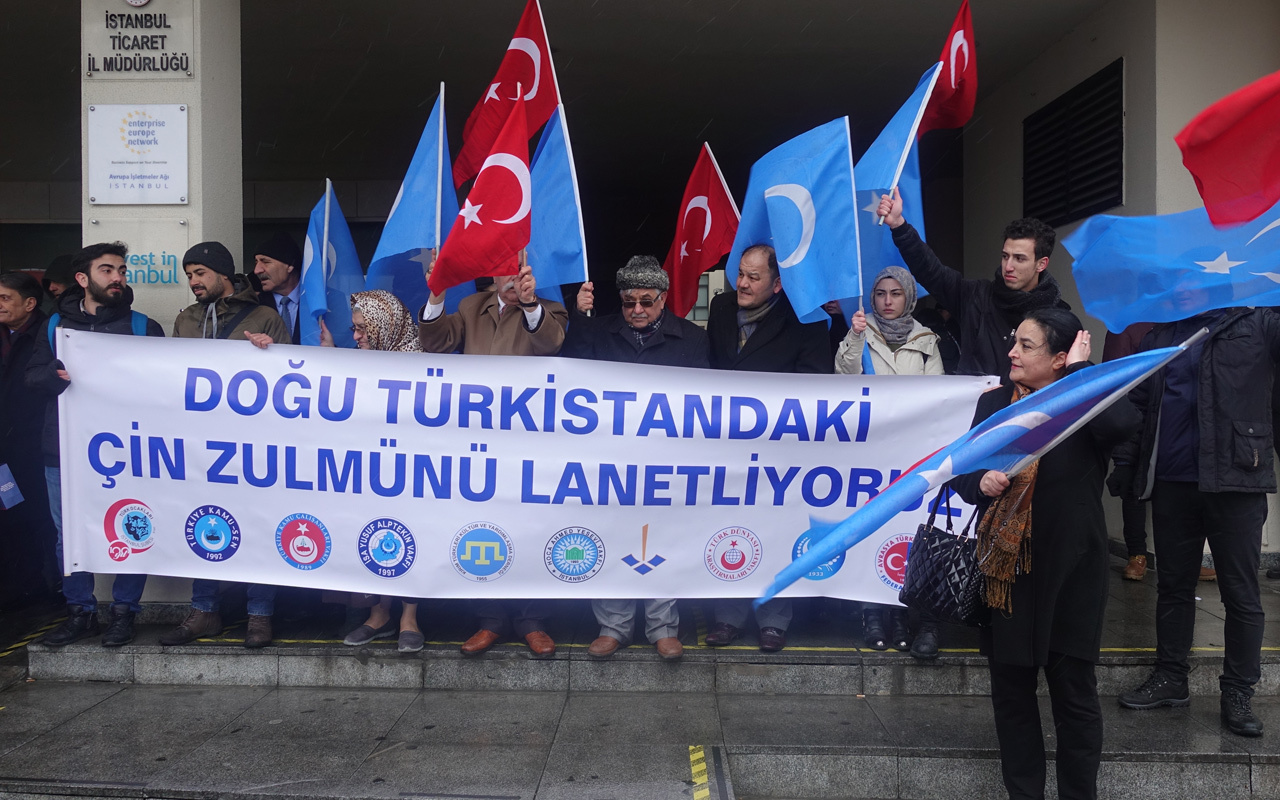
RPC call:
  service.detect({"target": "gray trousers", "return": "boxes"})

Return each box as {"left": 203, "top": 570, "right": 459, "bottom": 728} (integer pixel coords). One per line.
{"left": 591, "top": 598, "right": 678, "bottom": 645}
{"left": 714, "top": 597, "right": 792, "bottom": 632}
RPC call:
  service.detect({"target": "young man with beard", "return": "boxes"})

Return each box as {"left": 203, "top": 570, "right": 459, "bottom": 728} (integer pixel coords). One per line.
{"left": 877, "top": 187, "right": 1070, "bottom": 382}
{"left": 26, "top": 242, "right": 164, "bottom": 647}
{"left": 161, "top": 241, "right": 289, "bottom": 649}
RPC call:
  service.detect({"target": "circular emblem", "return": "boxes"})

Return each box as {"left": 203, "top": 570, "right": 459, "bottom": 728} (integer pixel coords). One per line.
{"left": 184, "top": 505, "right": 241, "bottom": 562}
{"left": 544, "top": 527, "right": 604, "bottom": 583}
{"left": 358, "top": 517, "right": 416, "bottom": 578}
{"left": 704, "top": 526, "right": 763, "bottom": 581}
{"left": 103, "top": 499, "right": 156, "bottom": 561}
{"left": 451, "top": 522, "right": 513, "bottom": 582}
{"left": 124, "top": 0, "right": 152, "bottom": 6}
{"left": 791, "top": 530, "right": 846, "bottom": 580}
{"left": 876, "top": 534, "right": 914, "bottom": 591}
{"left": 275, "top": 513, "right": 331, "bottom": 570}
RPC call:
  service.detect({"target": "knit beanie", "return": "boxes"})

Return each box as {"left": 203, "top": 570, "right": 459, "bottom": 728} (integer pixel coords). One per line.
{"left": 254, "top": 232, "right": 303, "bottom": 269}
{"left": 615, "top": 255, "right": 669, "bottom": 292}
{"left": 182, "top": 242, "right": 235, "bottom": 277}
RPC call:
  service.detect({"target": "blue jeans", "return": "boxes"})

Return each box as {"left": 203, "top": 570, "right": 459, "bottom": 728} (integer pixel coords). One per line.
{"left": 46, "top": 466, "right": 146, "bottom": 614}
{"left": 191, "top": 579, "right": 276, "bottom": 616}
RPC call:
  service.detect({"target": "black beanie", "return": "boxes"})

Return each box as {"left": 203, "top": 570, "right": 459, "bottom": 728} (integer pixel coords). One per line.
{"left": 183, "top": 241, "right": 236, "bottom": 277}
{"left": 254, "top": 232, "right": 303, "bottom": 269}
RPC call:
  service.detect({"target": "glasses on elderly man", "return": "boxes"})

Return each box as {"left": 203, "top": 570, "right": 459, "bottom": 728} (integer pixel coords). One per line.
{"left": 620, "top": 293, "right": 663, "bottom": 309}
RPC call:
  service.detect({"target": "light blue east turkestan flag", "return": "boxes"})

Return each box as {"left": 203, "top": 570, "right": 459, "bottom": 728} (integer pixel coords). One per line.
{"left": 726, "top": 117, "right": 863, "bottom": 324}
{"left": 301, "top": 179, "right": 366, "bottom": 348}
{"left": 366, "top": 83, "right": 472, "bottom": 315}
{"left": 1064, "top": 198, "right": 1280, "bottom": 332}
{"left": 527, "top": 105, "right": 588, "bottom": 303}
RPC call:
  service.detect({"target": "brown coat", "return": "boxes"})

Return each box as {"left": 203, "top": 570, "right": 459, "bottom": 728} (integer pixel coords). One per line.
{"left": 418, "top": 291, "right": 567, "bottom": 356}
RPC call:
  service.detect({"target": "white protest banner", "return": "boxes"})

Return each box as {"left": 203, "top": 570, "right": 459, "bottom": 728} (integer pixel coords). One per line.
{"left": 58, "top": 330, "right": 995, "bottom": 603}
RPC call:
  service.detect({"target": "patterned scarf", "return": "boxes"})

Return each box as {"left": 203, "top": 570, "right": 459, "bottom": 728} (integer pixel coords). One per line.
{"left": 976, "top": 383, "right": 1039, "bottom": 613}
{"left": 870, "top": 266, "right": 918, "bottom": 346}
{"left": 630, "top": 309, "right": 666, "bottom": 348}
{"left": 736, "top": 294, "right": 779, "bottom": 352}
{"left": 350, "top": 290, "right": 422, "bottom": 353}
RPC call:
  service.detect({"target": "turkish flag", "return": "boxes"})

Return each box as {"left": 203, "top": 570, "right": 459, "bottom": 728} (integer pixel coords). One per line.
{"left": 918, "top": 0, "right": 976, "bottom": 135}
{"left": 454, "top": 0, "right": 559, "bottom": 188}
{"left": 1176, "top": 69, "right": 1280, "bottom": 226}
{"left": 429, "top": 99, "right": 531, "bottom": 296}
{"left": 662, "top": 143, "right": 741, "bottom": 318}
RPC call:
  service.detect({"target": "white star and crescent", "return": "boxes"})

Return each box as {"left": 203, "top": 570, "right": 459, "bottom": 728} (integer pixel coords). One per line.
{"left": 679, "top": 195, "right": 712, "bottom": 262}
{"left": 458, "top": 199, "right": 483, "bottom": 228}
{"left": 477, "top": 152, "right": 532, "bottom": 225}
{"left": 763, "top": 183, "right": 816, "bottom": 269}
{"left": 1194, "top": 252, "right": 1245, "bottom": 274}
{"left": 949, "top": 30, "right": 969, "bottom": 89}
{"left": 505, "top": 37, "right": 542, "bottom": 101}
{"left": 484, "top": 83, "right": 501, "bottom": 103}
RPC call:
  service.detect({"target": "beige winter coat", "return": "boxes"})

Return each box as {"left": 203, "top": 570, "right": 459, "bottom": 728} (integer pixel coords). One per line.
{"left": 834, "top": 318, "right": 943, "bottom": 376}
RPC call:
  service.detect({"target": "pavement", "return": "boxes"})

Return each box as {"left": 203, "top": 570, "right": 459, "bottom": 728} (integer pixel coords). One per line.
{"left": 1, "top": 557, "right": 1279, "bottom": 799}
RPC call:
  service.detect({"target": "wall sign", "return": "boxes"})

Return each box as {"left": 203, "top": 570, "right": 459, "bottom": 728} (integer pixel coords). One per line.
{"left": 84, "top": 0, "right": 194, "bottom": 79}
{"left": 87, "top": 104, "right": 189, "bottom": 205}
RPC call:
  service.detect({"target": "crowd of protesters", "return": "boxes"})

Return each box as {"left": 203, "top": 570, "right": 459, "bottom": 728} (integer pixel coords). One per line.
{"left": 1, "top": 185, "right": 1277, "bottom": 799}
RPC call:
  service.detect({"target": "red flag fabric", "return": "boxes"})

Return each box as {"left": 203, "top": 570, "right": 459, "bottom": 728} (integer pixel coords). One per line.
{"left": 918, "top": 0, "right": 976, "bottom": 135}
{"left": 453, "top": 0, "right": 559, "bottom": 188}
{"left": 662, "top": 144, "right": 741, "bottom": 318}
{"left": 429, "top": 99, "right": 531, "bottom": 296}
{"left": 1176, "top": 69, "right": 1280, "bottom": 226}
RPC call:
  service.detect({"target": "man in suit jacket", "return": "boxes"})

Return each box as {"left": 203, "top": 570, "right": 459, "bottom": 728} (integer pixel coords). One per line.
{"left": 253, "top": 232, "right": 303, "bottom": 345}
{"left": 704, "top": 243, "right": 832, "bottom": 652}
{"left": 419, "top": 261, "right": 568, "bottom": 657}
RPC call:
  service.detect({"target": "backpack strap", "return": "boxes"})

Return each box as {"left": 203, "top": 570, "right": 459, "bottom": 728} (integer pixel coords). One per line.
{"left": 216, "top": 305, "right": 258, "bottom": 340}
{"left": 131, "top": 310, "right": 148, "bottom": 336}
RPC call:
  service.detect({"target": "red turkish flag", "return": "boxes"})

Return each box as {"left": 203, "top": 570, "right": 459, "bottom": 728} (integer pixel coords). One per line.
{"left": 661, "top": 143, "right": 740, "bottom": 318}
{"left": 1176, "top": 69, "right": 1280, "bottom": 226}
{"left": 453, "top": 0, "right": 559, "bottom": 188}
{"left": 429, "top": 99, "right": 531, "bottom": 295}
{"left": 918, "top": 0, "right": 976, "bottom": 135}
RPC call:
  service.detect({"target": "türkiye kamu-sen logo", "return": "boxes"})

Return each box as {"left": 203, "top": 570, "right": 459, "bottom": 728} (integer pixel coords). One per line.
{"left": 275, "top": 513, "right": 331, "bottom": 570}
{"left": 358, "top": 517, "right": 416, "bottom": 578}
{"left": 876, "top": 534, "right": 914, "bottom": 592}
{"left": 103, "top": 498, "right": 155, "bottom": 562}
{"left": 704, "top": 526, "right": 763, "bottom": 581}
{"left": 452, "top": 522, "right": 513, "bottom": 582}
{"left": 184, "top": 505, "right": 241, "bottom": 562}
{"left": 791, "top": 529, "right": 845, "bottom": 580}
{"left": 544, "top": 527, "right": 604, "bottom": 582}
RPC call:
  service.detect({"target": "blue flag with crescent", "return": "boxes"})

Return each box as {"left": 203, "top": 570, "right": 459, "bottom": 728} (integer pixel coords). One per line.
{"left": 756, "top": 339, "right": 1198, "bottom": 606}
{"left": 727, "top": 117, "right": 862, "bottom": 324}
{"left": 528, "top": 105, "right": 588, "bottom": 303}
{"left": 1064, "top": 198, "right": 1280, "bottom": 332}
{"left": 301, "top": 180, "right": 365, "bottom": 348}
{"left": 366, "top": 84, "right": 472, "bottom": 314}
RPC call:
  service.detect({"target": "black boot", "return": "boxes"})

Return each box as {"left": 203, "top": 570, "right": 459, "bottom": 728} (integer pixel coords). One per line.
{"left": 862, "top": 609, "right": 888, "bottom": 651}
{"left": 888, "top": 608, "right": 911, "bottom": 651}
{"left": 911, "top": 621, "right": 940, "bottom": 660}
{"left": 1222, "top": 688, "right": 1264, "bottom": 737}
{"left": 101, "top": 606, "right": 136, "bottom": 647}
{"left": 40, "top": 606, "right": 101, "bottom": 647}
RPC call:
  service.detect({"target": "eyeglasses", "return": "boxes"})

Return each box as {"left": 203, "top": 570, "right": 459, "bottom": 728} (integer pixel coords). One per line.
{"left": 620, "top": 294, "right": 662, "bottom": 309}
{"left": 350, "top": 324, "right": 368, "bottom": 335}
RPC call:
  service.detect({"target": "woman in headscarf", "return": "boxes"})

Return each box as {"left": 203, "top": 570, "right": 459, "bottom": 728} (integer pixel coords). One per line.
{"left": 322, "top": 290, "right": 427, "bottom": 653}
{"left": 834, "top": 265, "right": 943, "bottom": 656}
{"left": 949, "top": 308, "right": 1138, "bottom": 800}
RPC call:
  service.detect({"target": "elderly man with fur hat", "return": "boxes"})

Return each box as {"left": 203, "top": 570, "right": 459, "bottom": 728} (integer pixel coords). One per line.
{"left": 562, "top": 255, "right": 709, "bottom": 660}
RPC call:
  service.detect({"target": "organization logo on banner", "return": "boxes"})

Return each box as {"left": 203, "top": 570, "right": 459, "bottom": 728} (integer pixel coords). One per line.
{"left": 452, "top": 522, "right": 513, "bottom": 582}
{"left": 621, "top": 523, "right": 665, "bottom": 575}
{"left": 791, "top": 529, "right": 846, "bottom": 580}
{"left": 358, "top": 517, "right": 416, "bottom": 578}
{"left": 103, "top": 499, "right": 156, "bottom": 562}
{"left": 544, "top": 527, "right": 604, "bottom": 583}
{"left": 275, "top": 513, "right": 331, "bottom": 570}
{"left": 704, "top": 526, "right": 763, "bottom": 581}
{"left": 876, "top": 534, "right": 914, "bottom": 591}
{"left": 184, "top": 505, "right": 241, "bottom": 563}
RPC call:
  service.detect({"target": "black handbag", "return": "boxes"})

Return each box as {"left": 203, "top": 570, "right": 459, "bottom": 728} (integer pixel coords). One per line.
{"left": 898, "top": 488, "right": 990, "bottom": 627}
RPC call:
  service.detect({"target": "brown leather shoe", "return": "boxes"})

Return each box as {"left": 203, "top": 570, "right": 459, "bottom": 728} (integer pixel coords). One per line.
{"left": 588, "top": 635, "right": 621, "bottom": 658}
{"left": 758, "top": 627, "right": 787, "bottom": 652}
{"left": 1200, "top": 567, "right": 1217, "bottom": 581}
{"left": 460, "top": 628, "right": 501, "bottom": 656}
{"left": 524, "top": 630, "right": 556, "bottom": 658}
{"left": 655, "top": 637, "right": 683, "bottom": 660}
{"left": 159, "top": 608, "right": 222, "bottom": 646}
{"left": 1123, "top": 555, "right": 1147, "bottom": 581}
{"left": 244, "top": 614, "right": 273, "bottom": 648}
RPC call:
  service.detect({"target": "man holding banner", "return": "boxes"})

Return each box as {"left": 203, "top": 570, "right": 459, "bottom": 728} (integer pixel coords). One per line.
{"left": 703, "top": 244, "right": 831, "bottom": 652}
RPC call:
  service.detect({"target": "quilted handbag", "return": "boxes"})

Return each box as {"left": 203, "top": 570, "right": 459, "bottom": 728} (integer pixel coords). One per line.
{"left": 898, "top": 488, "right": 990, "bottom": 627}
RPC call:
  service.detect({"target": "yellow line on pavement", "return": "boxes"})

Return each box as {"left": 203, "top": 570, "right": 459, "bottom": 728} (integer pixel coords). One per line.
{"left": 689, "top": 744, "right": 711, "bottom": 800}
{"left": 0, "top": 619, "right": 63, "bottom": 659}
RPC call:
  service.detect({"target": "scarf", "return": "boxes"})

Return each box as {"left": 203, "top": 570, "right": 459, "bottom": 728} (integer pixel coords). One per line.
{"left": 990, "top": 269, "right": 1064, "bottom": 331}
{"left": 976, "top": 383, "right": 1039, "bottom": 613}
{"left": 350, "top": 290, "right": 422, "bottom": 352}
{"left": 870, "top": 266, "right": 918, "bottom": 346}
{"left": 630, "top": 309, "right": 665, "bottom": 348}
{"left": 736, "top": 294, "right": 779, "bottom": 352}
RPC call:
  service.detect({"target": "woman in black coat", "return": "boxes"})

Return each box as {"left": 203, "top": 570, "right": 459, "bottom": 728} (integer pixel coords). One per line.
{"left": 950, "top": 308, "right": 1139, "bottom": 800}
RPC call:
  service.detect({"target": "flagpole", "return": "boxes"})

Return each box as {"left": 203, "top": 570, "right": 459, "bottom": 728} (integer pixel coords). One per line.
{"left": 877, "top": 62, "right": 943, "bottom": 226}
{"left": 322, "top": 178, "right": 332, "bottom": 284}
{"left": 435, "top": 82, "right": 445, "bottom": 249}
{"left": 843, "top": 117, "right": 864, "bottom": 308}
